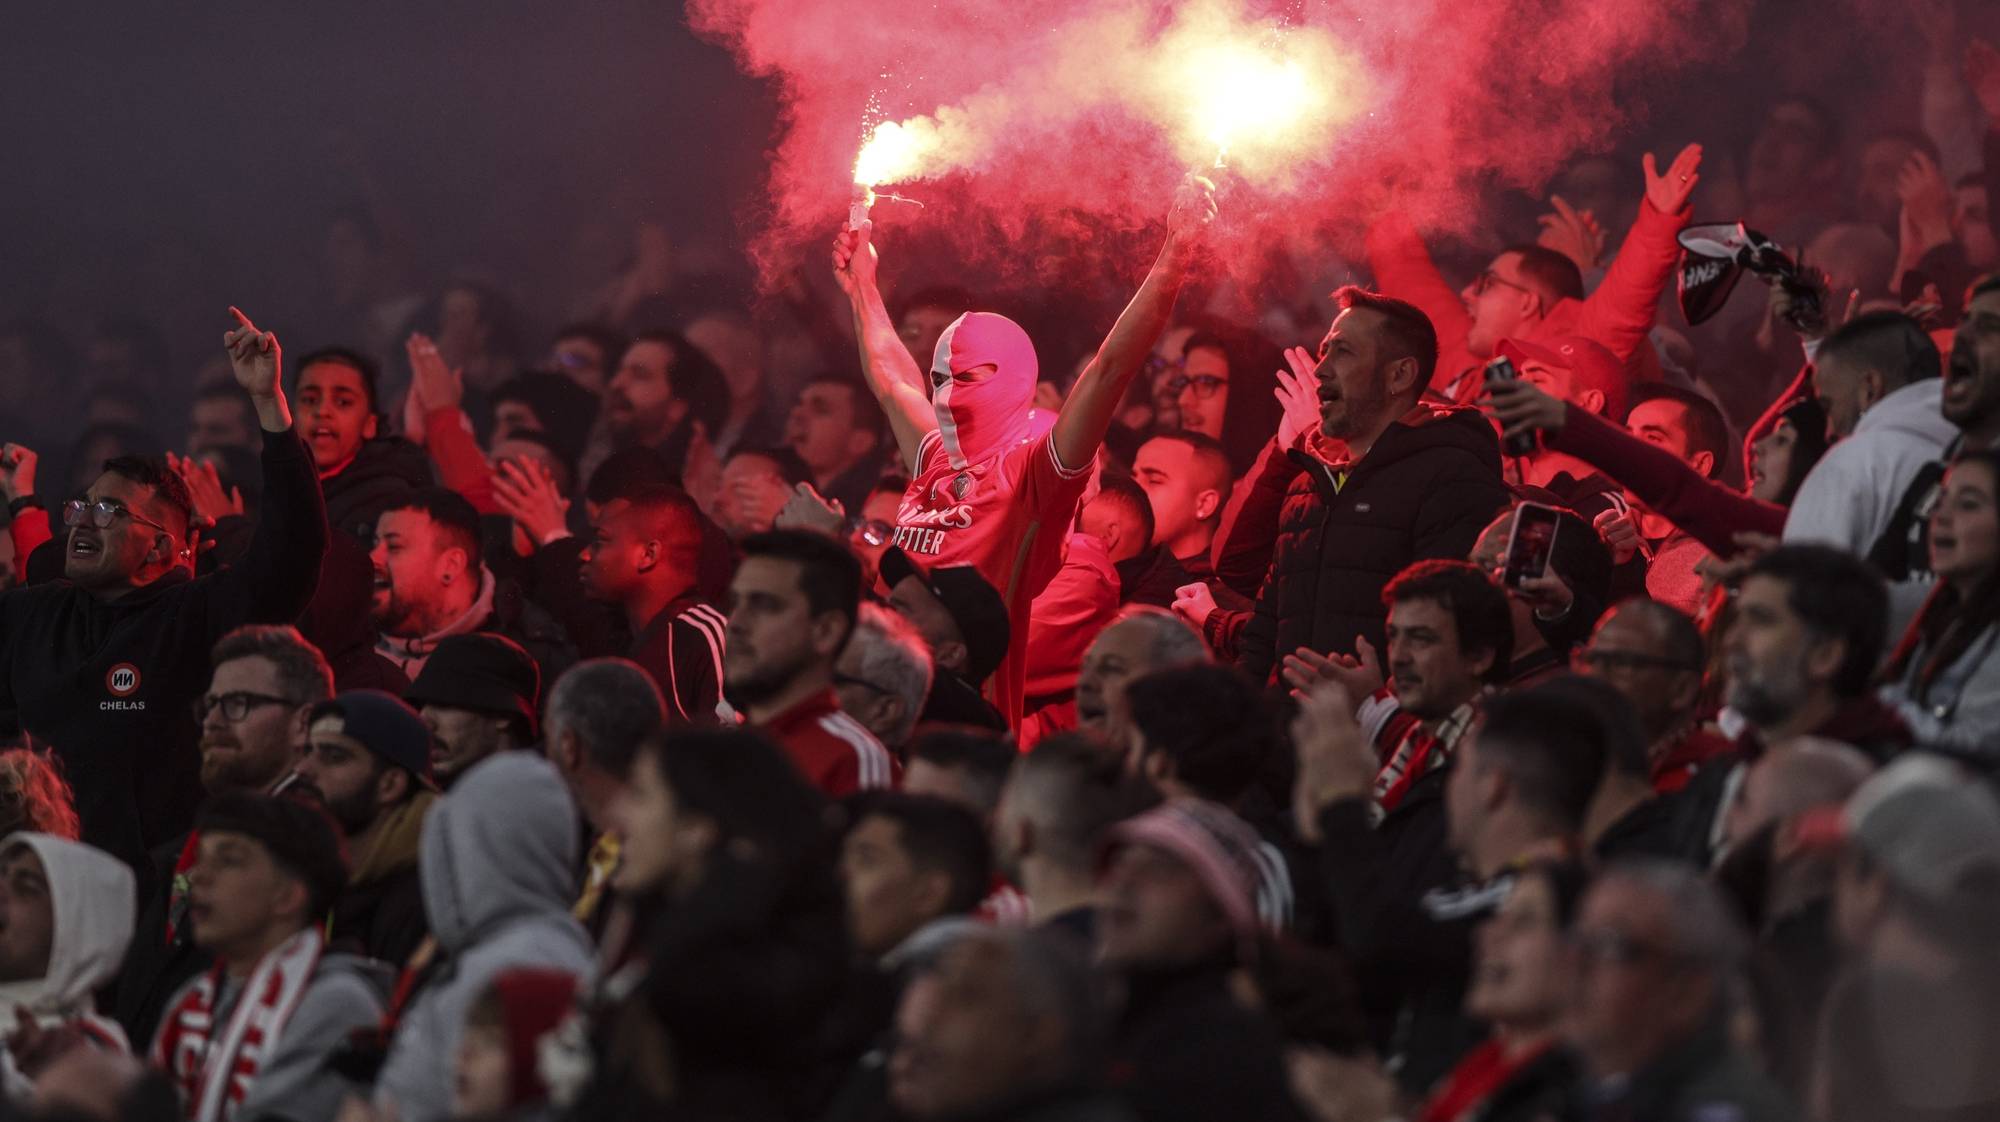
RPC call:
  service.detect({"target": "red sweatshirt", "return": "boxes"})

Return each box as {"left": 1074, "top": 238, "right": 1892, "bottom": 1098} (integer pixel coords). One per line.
{"left": 756, "top": 688, "right": 898, "bottom": 798}
{"left": 1367, "top": 199, "right": 1688, "bottom": 401}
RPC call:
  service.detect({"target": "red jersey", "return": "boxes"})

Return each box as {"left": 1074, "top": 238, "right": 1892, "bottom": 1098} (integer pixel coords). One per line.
{"left": 893, "top": 427, "right": 1092, "bottom": 728}
{"left": 758, "top": 689, "right": 899, "bottom": 798}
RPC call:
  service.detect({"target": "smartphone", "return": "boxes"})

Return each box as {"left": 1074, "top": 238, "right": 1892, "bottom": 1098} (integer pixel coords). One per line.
{"left": 1502, "top": 502, "right": 1562, "bottom": 588}
{"left": 1483, "top": 356, "right": 1539, "bottom": 457}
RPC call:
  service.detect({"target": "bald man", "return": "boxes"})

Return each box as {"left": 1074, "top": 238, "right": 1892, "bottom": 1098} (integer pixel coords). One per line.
{"left": 1718, "top": 736, "right": 1873, "bottom": 859}
{"left": 579, "top": 484, "right": 727, "bottom": 725}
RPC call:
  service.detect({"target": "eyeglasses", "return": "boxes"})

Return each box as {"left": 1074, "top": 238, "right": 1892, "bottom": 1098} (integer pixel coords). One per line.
{"left": 834, "top": 673, "right": 891, "bottom": 696}
{"left": 1570, "top": 927, "right": 1686, "bottom": 970}
{"left": 62, "top": 499, "right": 173, "bottom": 537}
{"left": 1166, "top": 374, "right": 1227, "bottom": 400}
{"left": 192, "top": 691, "right": 297, "bottom": 724}
{"left": 1471, "top": 271, "right": 1542, "bottom": 308}
{"left": 1574, "top": 649, "right": 1699, "bottom": 674}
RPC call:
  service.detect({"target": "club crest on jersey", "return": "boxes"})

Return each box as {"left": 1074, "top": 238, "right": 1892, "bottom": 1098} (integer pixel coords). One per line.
{"left": 951, "top": 472, "right": 973, "bottom": 501}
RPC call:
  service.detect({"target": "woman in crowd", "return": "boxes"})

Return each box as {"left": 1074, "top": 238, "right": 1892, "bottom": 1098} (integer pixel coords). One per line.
{"left": 1173, "top": 325, "right": 1288, "bottom": 480}
{"left": 1880, "top": 449, "right": 2000, "bottom": 754}
{"left": 1414, "top": 862, "right": 1587, "bottom": 1122}
{"left": 562, "top": 728, "right": 848, "bottom": 1122}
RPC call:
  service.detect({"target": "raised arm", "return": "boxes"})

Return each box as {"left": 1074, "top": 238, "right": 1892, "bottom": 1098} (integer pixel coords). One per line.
{"left": 832, "top": 223, "right": 937, "bottom": 472}
{"left": 1051, "top": 177, "right": 1216, "bottom": 471}
{"left": 1573, "top": 146, "right": 1699, "bottom": 361}
{"left": 203, "top": 308, "right": 326, "bottom": 632}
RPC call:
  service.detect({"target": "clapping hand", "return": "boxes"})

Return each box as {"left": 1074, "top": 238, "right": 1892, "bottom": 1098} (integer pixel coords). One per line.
{"left": 166, "top": 451, "right": 245, "bottom": 524}
{"left": 1290, "top": 679, "right": 1378, "bottom": 843}
{"left": 404, "top": 333, "right": 464, "bottom": 416}
{"left": 492, "top": 458, "right": 571, "bottom": 546}
{"left": 775, "top": 482, "right": 844, "bottom": 533}
{"left": 1281, "top": 636, "right": 1383, "bottom": 702}
{"left": 1537, "top": 195, "right": 1606, "bottom": 272}
{"left": 1273, "top": 345, "right": 1323, "bottom": 450}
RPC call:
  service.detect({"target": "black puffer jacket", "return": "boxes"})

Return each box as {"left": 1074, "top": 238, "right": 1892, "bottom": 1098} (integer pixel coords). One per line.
{"left": 1234, "top": 405, "right": 1510, "bottom": 685}
{"left": 321, "top": 436, "right": 434, "bottom": 543}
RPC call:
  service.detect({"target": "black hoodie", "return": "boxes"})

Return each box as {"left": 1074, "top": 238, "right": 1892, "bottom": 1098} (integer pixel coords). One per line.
{"left": 320, "top": 436, "right": 433, "bottom": 543}
{"left": 0, "top": 428, "right": 327, "bottom": 869}
{"left": 1230, "top": 404, "right": 1511, "bottom": 686}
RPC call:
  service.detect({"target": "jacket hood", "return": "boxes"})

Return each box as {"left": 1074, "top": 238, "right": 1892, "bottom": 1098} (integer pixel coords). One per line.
{"left": 322, "top": 437, "right": 434, "bottom": 537}
{"left": 0, "top": 834, "right": 134, "bottom": 1017}
{"left": 377, "top": 567, "right": 498, "bottom": 664}
{"left": 419, "top": 753, "right": 579, "bottom": 952}
{"left": 1855, "top": 378, "right": 1956, "bottom": 446}
{"left": 1301, "top": 401, "right": 1501, "bottom": 477}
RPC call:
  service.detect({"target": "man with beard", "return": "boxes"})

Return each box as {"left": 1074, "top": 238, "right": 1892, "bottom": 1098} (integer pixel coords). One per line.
{"left": 1, "top": 308, "right": 327, "bottom": 872}
{"left": 1673, "top": 545, "right": 1911, "bottom": 866}
{"left": 600, "top": 331, "right": 728, "bottom": 480}
{"left": 110, "top": 624, "right": 333, "bottom": 1048}
{"left": 370, "top": 488, "right": 572, "bottom": 681}
{"left": 832, "top": 179, "right": 1216, "bottom": 726}
{"left": 402, "top": 633, "right": 542, "bottom": 789}
{"left": 578, "top": 484, "right": 726, "bottom": 725}
{"left": 725, "top": 529, "right": 896, "bottom": 797}
{"left": 296, "top": 689, "right": 438, "bottom": 967}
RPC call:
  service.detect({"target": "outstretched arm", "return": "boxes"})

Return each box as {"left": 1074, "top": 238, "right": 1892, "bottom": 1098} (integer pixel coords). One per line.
{"left": 833, "top": 223, "right": 937, "bottom": 472}
{"left": 1051, "top": 177, "right": 1217, "bottom": 471}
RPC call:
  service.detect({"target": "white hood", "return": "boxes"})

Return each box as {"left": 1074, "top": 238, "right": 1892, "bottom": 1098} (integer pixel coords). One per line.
{"left": 0, "top": 833, "right": 135, "bottom": 1020}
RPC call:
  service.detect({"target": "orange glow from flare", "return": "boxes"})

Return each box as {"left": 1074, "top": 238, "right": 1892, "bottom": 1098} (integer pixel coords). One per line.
{"left": 854, "top": 120, "right": 928, "bottom": 187}
{"left": 1190, "top": 43, "right": 1323, "bottom": 160}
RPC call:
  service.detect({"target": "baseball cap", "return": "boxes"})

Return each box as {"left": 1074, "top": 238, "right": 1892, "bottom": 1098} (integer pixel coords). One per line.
{"left": 404, "top": 634, "right": 542, "bottom": 737}
{"left": 1841, "top": 754, "right": 2000, "bottom": 914}
{"left": 1496, "top": 336, "right": 1626, "bottom": 418}
{"left": 310, "top": 690, "right": 437, "bottom": 789}
{"left": 1100, "top": 798, "right": 1264, "bottom": 943}
{"left": 878, "top": 548, "right": 1011, "bottom": 687}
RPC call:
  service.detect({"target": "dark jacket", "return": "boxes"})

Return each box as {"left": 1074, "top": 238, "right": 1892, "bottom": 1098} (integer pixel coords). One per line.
{"left": 329, "top": 790, "right": 436, "bottom": 969}
{"left": 1312, "top": 771, "right": 1488, "bottom": 1097}
{"left": 299, "top": 529, "right": 410, "bottom": 693}
{"left": 108, "top": 832, "right": 210, "bottom": 1049}
{"left": 0, "top": 429, "right": 326, "bottom": 868}
{"left": 921, "top": 671, "right": 1009, "bottom": 731}
{"left": 629, "top": 595, "right": 726, "bottom": 727}
{"left": 569, "top": 848, "right": 850, "bottom": 1122}
{"left": 320, "top": 436, "right": 433, "bottom": 544}
{"left": 1580, "top": 1017, "right": 1797, "bottom": 1122}
{"left": 1116, "top": 547, "right": 1194, "bottom": 609}
{"left": 1227, "top": 406, "right": 1510, "bottom": 685}
{"left": 1591, "top": 794, "right": 1690, "bottom": 864}
{"left": 1105, "top": 961, "right": 1306, "bottom": 1122}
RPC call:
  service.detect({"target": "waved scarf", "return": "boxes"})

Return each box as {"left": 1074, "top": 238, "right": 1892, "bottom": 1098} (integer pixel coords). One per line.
{"left": 154, "top": 928, "right": 323, "bottom": 1122}
{"left": 931, "top": 312, "right": 1038, "bottom": 469}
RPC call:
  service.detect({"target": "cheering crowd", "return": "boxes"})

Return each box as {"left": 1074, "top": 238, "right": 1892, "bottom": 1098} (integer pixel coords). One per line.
{"left": 9, "top": 29, "right": 2000, "bottom": 1122}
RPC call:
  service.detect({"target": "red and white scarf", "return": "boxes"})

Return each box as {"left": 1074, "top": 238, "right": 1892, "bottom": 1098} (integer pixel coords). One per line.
{"left": 154, "top": 928, "right": 323, "bottom": 1122}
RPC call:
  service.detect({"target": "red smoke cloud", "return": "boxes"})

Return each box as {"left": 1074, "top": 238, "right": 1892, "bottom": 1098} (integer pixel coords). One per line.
{"left": 690, "top": 0, "right": 1753, "bottom": 290}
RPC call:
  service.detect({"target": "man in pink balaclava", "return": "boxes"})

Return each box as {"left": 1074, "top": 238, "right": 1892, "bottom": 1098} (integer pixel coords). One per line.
{"left": 833, "top": 178, "right": 1217, "bottom": 728}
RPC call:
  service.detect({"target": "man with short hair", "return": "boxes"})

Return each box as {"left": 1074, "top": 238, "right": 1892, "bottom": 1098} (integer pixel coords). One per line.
{"left": 1289, "top": 560, "right": 1513, "bottom": 1093}
{"left": 727, "top": 530, "right": 896, "bottom": 797}
{"left": 1576, "top": 599, "right": 1731, "bottom": 793}
{"left": 186, "top": 382, "right": 260, "bottom": 460}
{"left": 294, "top": 346, "right": 433, "bottom": 543}
{"left": 886, "top": 926, "right": 1126, "bottom": 1122}
{"left": 1083, "top": 475, "right": 1189, "bottom": 609}
{"left": 1132, "top": 432, "right": 1231, "bottom": 578}
{"left": 1096, "top": 800, "right": 1306, "bottom": 1122}
{"left": 1367, "top": 146, "right": 1700, "bottom": 402}
{"left": 840, "top": 792, "right": 992, "bottom": 964}
{"left": 196, "top": 625, "right": 334, "bottom": 796}
{"left": 601, "top": 331, "right": 727, "bottom": 481}
{"left": 786, "top": 374, "right": 886, "bottom": 517}
{"left": 0, "top": 834, "right": 137, "bottom": 1089}
{"left": 1815, "top": 754, "right": 2000, "bottom": 1121}
{"left": 403, "top": 633, "right": 542, "bottom": 788}
{"left": 371, "top": 488, "right": 571, "bottom": 680}
{"left": 578, "top": 484, "right": 726, "bottom": 725}
{"left": 834, "top": 604, "right": 934, "bottom": 753}
{"left": 1204, "top": 288, "right": 1511, "bottom": 687}
{"left": 904, "top": 725, "right": 1032, "bottom": 925}
{"left": 1565, "top": 862, "right": 1794, "bottom": 1122}
{"left": 1542, "top": 674, "right": 1688, "bottom": 863}
{"left": 152, "top": 793, "right": 384, "bottom": 1122}
{"left": 296, "top": 690, "right": 439, "bottom": 967}
{"left": 541, "top": 658, "right": 665, "bottom": 925}
{"left": 1785, "top": 312, "right": 1955, "bottom": 559}
{"left": 879, "top": 550, "right": 1010, "bottom": 730}
{"left": 1073, "top": 609, "right": 1208, "bottom": 738}
{"left": 994, "top": 733, "right": 1157, "bottom": 941}
{"left": 0, "top": 309, "right": 327, "bottom": 868}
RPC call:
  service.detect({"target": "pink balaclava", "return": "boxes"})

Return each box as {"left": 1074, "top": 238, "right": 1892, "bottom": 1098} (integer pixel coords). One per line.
{"left": 931, "top": 312, "right": 1040, "bottom": 469}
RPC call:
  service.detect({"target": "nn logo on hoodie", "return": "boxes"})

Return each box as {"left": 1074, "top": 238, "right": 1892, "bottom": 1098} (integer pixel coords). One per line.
{"left": 100, "top": 663, "right": 145, "bottom": 711}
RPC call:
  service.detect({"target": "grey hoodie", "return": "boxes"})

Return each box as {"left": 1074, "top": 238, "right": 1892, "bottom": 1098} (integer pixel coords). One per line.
{"left": 0, "top": 834, "right": 134, "bottom": 1096}
{"left": 374, "top": 752, "right": 594, "bottom": 1122}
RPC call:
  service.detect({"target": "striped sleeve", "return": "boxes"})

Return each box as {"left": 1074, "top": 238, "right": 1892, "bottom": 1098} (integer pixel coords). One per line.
{"left": 668, "top": 605, "right": 728, "bottom": 724}
{"left": 818, "top": 712, "right": 899, "bottom": 791}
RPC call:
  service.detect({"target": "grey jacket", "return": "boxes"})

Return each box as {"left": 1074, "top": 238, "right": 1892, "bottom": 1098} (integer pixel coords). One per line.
{"left": 374, "top": 753, "right": 595, "bottom": 1122}
{"left": 1881, "top": 622, "right": 2000, "bottom": 758}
